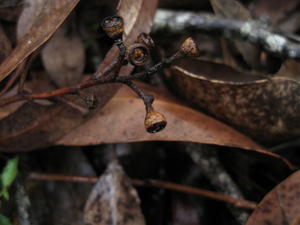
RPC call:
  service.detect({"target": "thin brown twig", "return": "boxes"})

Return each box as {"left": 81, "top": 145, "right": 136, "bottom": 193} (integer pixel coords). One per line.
{"left": 123, "top": 81, "right": 154, "bottom": 112}
{"left": 93, "top": 39, "right": 127, "bottom": 80}
{"left": 28, "top": 172, "right": 257, "bottom": 210}
{"left": 18, "top": 54, "right": 36, "bottom": 93}
{"left": 0, "top": 51, "right": 184, "bottom": 107}
{"left": 0, "top": 61, "right": 26, "bottom": 97}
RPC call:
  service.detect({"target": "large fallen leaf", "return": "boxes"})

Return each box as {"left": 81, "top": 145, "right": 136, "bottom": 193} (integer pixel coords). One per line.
{"left": 58, "top": 82, "right": 264, "bottom": 151}
{"left": 59, "top": 82, "right": 294, "bottom": 167}
{"left": 0, "top": 0, "right": 158, "bottom": 152}
{"left": 166, "top": 58, "right": 300, "bottom": 145}
{"left": 0, "top": 0, "right": 80, "bottom": 82}
{"left": 246, "top": 170, "right": 300, "bottom": 225}
{"left": 84, "top": 160, "right": 145, "bottom": 225}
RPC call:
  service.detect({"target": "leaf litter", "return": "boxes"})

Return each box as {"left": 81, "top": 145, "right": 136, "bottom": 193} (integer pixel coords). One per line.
{"left": 0, "top": 0, "right": 158, "bottom": 151}
{"left": 1, "top": 0, "right": 300, "bottom": 224}
{"left": 84, "top": 160, "right": 145, "bottom": 225}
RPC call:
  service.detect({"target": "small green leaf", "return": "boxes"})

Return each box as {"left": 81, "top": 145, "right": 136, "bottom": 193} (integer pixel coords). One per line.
{"left": 1, "top": 157, "right": 18, "bottom": 188}
{"left": 0, "top": 188, "right": 9, "bottom": 200}
{"left": 0, "top": 214, "right": 12, "bottom": 225}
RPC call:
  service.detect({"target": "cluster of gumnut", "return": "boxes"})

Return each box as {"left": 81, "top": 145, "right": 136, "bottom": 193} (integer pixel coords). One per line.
{"left": 100, "top": 15, "right": 200, "bottom": 133}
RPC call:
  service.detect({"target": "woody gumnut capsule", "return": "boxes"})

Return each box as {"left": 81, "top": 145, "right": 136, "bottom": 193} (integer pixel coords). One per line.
{"left": 128, "top": 43, "right": 150, "bottom": 67}
{"left": 179, "top": 37, "right": 200, "bottom": 57}
{"left": 144, "top": 110, "right": 167, "bottom": 133}
{"left": 101, "top": 15, "right": 124, "bottom": 40}
{"left": 136, "top": 33, "right": 155, "bottom": 48}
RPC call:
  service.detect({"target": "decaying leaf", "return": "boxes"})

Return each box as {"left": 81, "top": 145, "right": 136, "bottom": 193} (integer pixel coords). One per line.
{"left": 210, "top": 0, "right": 251, "bottom": 19}
{"left": 27, "top": 149, "right": 96, "bottom": 225}
{"left": 276, "top": 59, "right": 300, "bottom": 81}
{"left": 41, "top": 22, "right": 85, "bottom": 87}
{"left": 246, "top": 170, "right": 300, "bottom": 225}
{"left": 167, "top": 58, "right": 300, "bottom": 145}
{"left": 84, "top": 160, "right": 145, "bottom": 225}
{"left": 210, "top": 0, "right": 261, "bottom": 70}
{"left": 251, "top": 0, "right": 299, "bottom": 26}
{"left": 172, "top": 196, "right": 203, "bottom": 225}
{"left": 0, "top": 24, "right": 12, "bottom": 63}
{"left": 0, "top": 0, "right": 158, "bottom": 152}
{"left": 59, "top": 82, "right": 264, "bottom": 151}
{"left": 250, "top": 0, "right": 300, "bottom": 35}
{"left": 0, "top": 0, "right": 81, "bottom": 82}
{"left": 0, "top": 1, "right": 23, "bottom": 21}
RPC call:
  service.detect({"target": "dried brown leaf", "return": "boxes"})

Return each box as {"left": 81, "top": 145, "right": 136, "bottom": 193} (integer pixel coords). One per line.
{"left": 0, "top": 24, "right": 12, "bottom": 63}
{"left": 251, "top": 0, "right": 299, "bottom": 26}
{"left": 0, "top": 0, "right": 158, "bottom": 152}
{"left": 27, "top": 150, "right": 95, "bottom": 225}
{"left": 276, "top": 59, "right": 300, "bottom": 81}
{"left": 41, "top": 23, "right": 85, "bottom": 87}
{"left": 246, "top": 170, "right": 300, "bottom": 225}
{"left": 0, "top": 0, "right": 80, "bottom": 82}
{"left": 210, "top": 0, "right": 261, "bottom": 70}
{"left": 0, "top": 1, "right": 23, "bottom": 21}
{"left": 58, "top": 82, "right": 264, "bottom": 151}
{"left": 84, "top": 160, "right": 145, "bottom": 225}
{"left": 210, "top": 0, "right": 251, "bottom": 19}
{"left": 166, "top": 59, "right": 300, "bottom": 145}
{"left": 172, "top": 196, "right": 203, "bottom": 225}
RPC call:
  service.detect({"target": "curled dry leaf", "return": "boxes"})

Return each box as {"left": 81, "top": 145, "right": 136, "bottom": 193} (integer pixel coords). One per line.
{"left": 246, "top": 170, "right": 300, "bottom": 225}
{"left": 59, "top": 82, "right": 263, "bottom": 151}
{"left": 41, "top": 23, "right": 85, "bottom": 87}
{"left": 166, "top": 58, "right": 300, "bottom": 145}
{"left": 0, "top": 0, "right": 81, "bottom": 82}
{"left": 0, "top": 0, "right": 158, "bottom": 152}
{"left": 84, "top": 160, "right": 145, "bottom": 225}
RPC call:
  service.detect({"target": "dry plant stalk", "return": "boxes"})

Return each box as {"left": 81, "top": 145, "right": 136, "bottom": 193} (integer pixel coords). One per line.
{"left": 0, "top": 15, "right": 200, "bottom": 133}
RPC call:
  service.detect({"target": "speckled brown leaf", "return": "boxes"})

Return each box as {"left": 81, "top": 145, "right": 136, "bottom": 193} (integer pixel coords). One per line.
{"left": 84, "top": 160, "right": 145, "bottom": 225}
{"left": 41, "top": 23, "right": 85, "bottom": 87}
{"left": 0, "top": 0, "right": 81, "bottom": 82}
{"left": 246, "top": 170, "right": 300, "bottom": 225}
{"left": 58, "top": 82, "right": 265, "bottom": 152}
{"left": 167, "top": 59, "right": 300, "bottom": 145}
{"left": 0, "top": 0, "right": 158, "bottom": 152}
{"left": 210, "top": 0, "right": 261, "bottom": 70}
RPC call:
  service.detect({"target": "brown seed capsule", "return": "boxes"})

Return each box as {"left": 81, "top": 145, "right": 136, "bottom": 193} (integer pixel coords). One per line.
{"left": 179, "top": 37, "right": 200, "bottom": 57}
{"left": 101, "top": 15, "right": 124, "bottom": 40}
{"left": 144, "top": 110, "right": 167, "bottom": 133}
{"left": 136, "top": 33, "right": 155, "bottom": 48}
{"left": 128, "top": 43, "right": 150, "bottom": 66}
